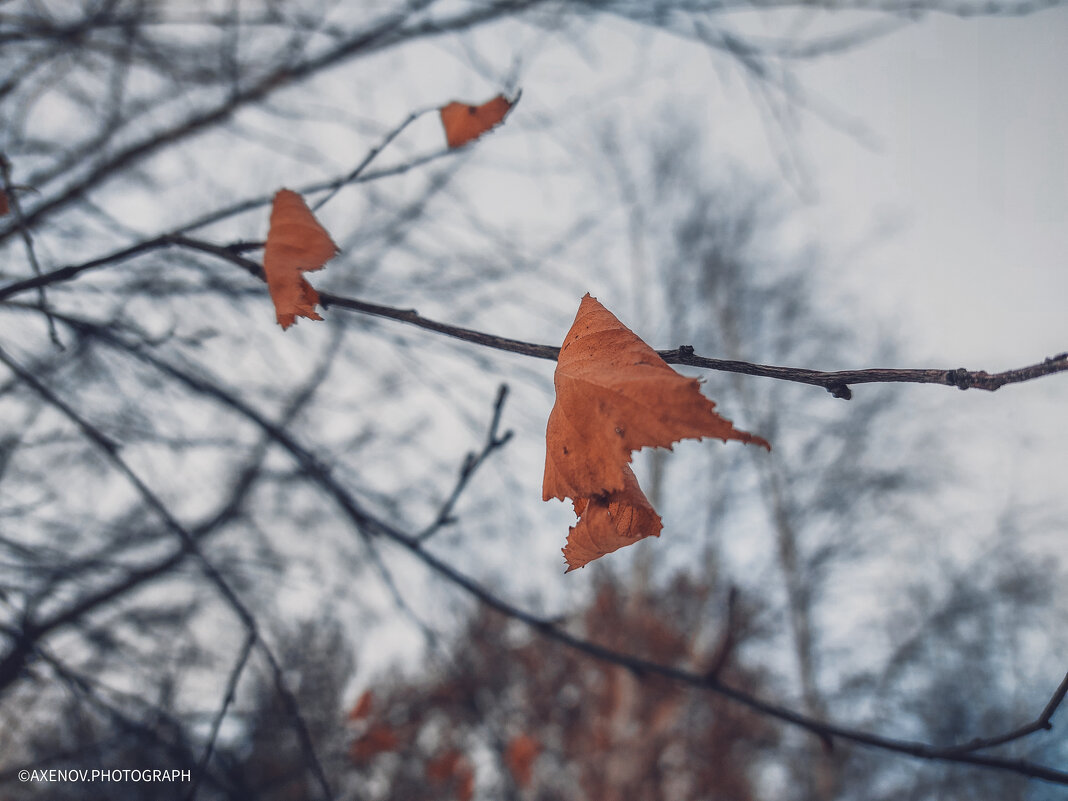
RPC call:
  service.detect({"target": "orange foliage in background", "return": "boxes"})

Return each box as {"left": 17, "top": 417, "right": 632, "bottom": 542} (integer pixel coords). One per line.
{"left": 425, "top": 749, "right": 474, "bottom": 801}
{"left": 504, "top": 733, "right": 539, "bottom": 788}
{"left": 349, "top": 723, "right": 399, "bottom": 765}
{"left": 345, "top": 572, "right": 776, "bottom": 800}
{"left": 347, "top": 689, "right": 374, "bottom": 722}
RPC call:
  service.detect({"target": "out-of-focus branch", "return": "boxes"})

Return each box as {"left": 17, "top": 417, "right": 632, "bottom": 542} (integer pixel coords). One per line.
{"left": 187, "top": 631, "right": 256, "bottom": 801}
{"left": 0, "top": 431, "right": 265, "bottom": 698}
{"left": 759, "top": 0, "right": 1066, "bottom": 16}
{"left": 310, "top": 105, "right": 437, "bottom": 212}
{"left": 2, "top": 645, "right": 228, "bottom": 791}
{"left": 172, "top": 146, "right": 455, "bottom": 240}
{"left": 0, "top": 346, "right": 334, "bottom": 801}
{"left": 53, "top": 310, "right": 1068, "bottom": 787}
{"left": 0, "top": 233, "right": 176, "bottom": 301}
{"left": 418, "top": 383, "right": 514, "bottom": 542}
{"left": 944, "top": 669, "right": 1068, "bottom": 754}
{"left": 0, "top": 154, "right": 60, "bottom": 348}
{"left": 0, "top": 0, "right": 549, "bottom": 246}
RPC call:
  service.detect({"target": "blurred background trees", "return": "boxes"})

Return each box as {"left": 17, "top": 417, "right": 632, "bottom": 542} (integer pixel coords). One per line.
{"left": 1, "top": 1, "right": 1065, "bottom": 799}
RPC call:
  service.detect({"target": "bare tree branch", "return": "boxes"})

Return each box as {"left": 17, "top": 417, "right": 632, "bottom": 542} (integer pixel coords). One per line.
{"left": 0, "top": 345, "right": 334, "bottom": 801}
{"left": 944, "top": 670, "right": 1068, "bottom": 755}
{"left": 53, "top": 311, "right": 1068, "bottom": 788}
{"left": 0, "top": 0, "right": 549, "bottom": 246}
{"left": 0, "top": 153, "right": 60, "bottom": 348}
{"left": 5, "top": 237, "right": 1063, "bottom": 399}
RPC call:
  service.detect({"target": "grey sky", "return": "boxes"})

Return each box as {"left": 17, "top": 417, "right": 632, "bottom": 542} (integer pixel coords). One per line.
{"left": 799, "top": 9, "right": 1067, "bottom": 366}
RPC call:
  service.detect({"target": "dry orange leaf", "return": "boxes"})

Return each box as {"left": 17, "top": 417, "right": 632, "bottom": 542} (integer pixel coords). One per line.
{"left": 439, "top": 93, "right": 517, "bottom": 149}
{"left": 544, "top": 294, "right": 769, "bottom": 500}
{"left": 504, "top": 733, "right": 539, "bottom": 787}
{"left": 544, "top": 294, "right": 769, "bottom": 571}
{"left": 263, "top": 188, "right": 338, "bottom": 329}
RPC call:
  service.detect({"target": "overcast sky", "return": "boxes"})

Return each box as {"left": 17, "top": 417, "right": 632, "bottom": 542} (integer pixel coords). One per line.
{"left": 799, "top": 8, "right": 1067, "bottom": 368}
{"left": 790, "top": 9, "right": 1067, "bottom": 525}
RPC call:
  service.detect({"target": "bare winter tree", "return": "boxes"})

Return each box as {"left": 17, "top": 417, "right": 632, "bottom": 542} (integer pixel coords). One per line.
{"left": 0, "top": 1, "right": 1065, "bottom": 800}
{"left": 628, "top": 141, "right": 1067, "bottom": 799}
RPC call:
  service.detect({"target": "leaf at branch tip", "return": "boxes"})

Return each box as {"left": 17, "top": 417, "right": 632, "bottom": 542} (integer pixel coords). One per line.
{"left": 439, "top": 92, "right": 518, "bottom": 149}
{"left": 263, "top": 188, "right": 338, "bottom": 329}
{"left": 544, "top": 293, "right": 770, "bottom": 571}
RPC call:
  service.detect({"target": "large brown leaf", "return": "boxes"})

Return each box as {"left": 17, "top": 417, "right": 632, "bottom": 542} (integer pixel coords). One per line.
{"left": 544, "top": 294, "right": 769, "bottom": 570}
{"left": 544, "top": 294, "right": 768, "bottom": 500}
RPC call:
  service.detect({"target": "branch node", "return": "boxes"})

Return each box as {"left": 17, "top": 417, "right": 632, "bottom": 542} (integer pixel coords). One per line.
{"left": 827, "top": 382, "right": 852, "bottom": 400}
{"left": 948, "top": 367, "right": 973, "bottom": 389}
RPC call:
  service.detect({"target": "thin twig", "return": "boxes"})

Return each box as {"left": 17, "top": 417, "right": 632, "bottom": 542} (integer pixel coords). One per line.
{"left": 944, "top": 670, "right": 1068, "bottom": 754}
{"left": 179, "top": 236, "right": 1068, "bottom": 397}
{"left": 186, "top": 631, "right": 256, "bottom": 801}
{"left": 311, "top": 106, "right": 435, "bottom": 212}
{"left": 0, "top": 0, "right": 532, "bottom": 247}
{"left": 0, "top": 153, "right": 61, "bottom": 348}
{"left": 0, "top": 233, "right": 174, "bottom": 301}
{"left": 169, "top": 149, "right": 453, "bottom": 240}
{"left": 418, "top": 383, "right": 513, "bottom": 541}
